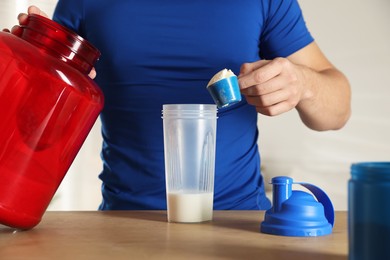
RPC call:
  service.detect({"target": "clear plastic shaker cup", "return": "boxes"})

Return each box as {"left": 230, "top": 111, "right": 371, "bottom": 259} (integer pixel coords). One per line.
{"left": 162, "top": 104, "right": 217, "bottom": 223}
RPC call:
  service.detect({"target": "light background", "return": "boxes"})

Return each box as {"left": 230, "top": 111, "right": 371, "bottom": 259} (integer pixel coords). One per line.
{"left": 1, "top": 0, "right": 389, "bottom": 210}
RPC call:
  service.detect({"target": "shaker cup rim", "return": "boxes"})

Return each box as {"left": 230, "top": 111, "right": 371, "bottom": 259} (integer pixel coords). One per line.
{"left": 162, "top": 104, "right": 218, "bottom": 119}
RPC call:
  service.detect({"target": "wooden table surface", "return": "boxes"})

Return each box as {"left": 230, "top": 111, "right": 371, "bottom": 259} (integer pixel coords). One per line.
{"left": 0, "top": 211, "right": 348, "bottom": 260}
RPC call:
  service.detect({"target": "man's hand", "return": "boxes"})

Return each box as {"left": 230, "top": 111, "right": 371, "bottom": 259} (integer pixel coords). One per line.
{"left": 2, "top": 6, "right": 48, "bottom": 36}
{"left": 2, "top": 6, "right": 97, "bottom": 79}
{"left": 238, "top": 58, "right": 305, "bottom": 117}
{"left": 238, "top": 42, "right": 351, "bottom": 131}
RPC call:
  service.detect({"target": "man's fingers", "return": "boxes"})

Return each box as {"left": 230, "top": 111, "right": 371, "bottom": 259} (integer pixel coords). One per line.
{"left": 10, "top": 25, "right": 23, "bottom": 36}
{"left": 28, "top": 5, "right": 49, "bottom": 18}
{"left": 88, "top": 68, "right": 97, "bottom": 79}
{"left": 239, "top": 60, "right": 282, "bottom": 90}
{"left": 17, "top": 13, "right": 28, "bottom": 25}
{"left": 239, "top": 60, "right": 269, "bottom": 76}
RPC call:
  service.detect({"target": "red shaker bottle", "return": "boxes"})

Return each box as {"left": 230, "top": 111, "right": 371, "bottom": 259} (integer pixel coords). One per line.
{"left": 0, "top": 14, "right": 104, "bottom": 229}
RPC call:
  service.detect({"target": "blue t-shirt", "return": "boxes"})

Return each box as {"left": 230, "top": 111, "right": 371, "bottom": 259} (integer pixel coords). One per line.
{"left": 53, "top": 0, "right": 313, "bottom": 210}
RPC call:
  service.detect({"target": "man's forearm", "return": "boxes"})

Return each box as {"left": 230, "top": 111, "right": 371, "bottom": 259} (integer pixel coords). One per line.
{"left": 296, "top": 66, "right": 351, "bottom": 131}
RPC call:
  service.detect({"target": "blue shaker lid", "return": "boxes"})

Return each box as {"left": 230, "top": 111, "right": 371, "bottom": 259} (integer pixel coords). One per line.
{"left": 260, "top": 176, "right": 334, "bottom": 237}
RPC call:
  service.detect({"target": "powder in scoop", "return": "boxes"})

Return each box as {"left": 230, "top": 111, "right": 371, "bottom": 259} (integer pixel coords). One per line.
{"left": 207, "top": 69, "right": 236, "bottom": 87}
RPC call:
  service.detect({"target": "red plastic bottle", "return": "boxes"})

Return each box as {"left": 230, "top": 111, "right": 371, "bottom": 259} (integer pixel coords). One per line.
{"left": 0, "top": 14, "right": 104, "bottom": 229}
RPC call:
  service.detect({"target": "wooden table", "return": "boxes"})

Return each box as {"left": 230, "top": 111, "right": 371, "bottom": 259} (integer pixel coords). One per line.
{"left": 0, "top": 211, "right": 348, "bottom": 259}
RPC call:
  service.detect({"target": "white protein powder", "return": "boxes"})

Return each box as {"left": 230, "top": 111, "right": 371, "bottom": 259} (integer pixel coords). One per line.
{"left": 207, "top": 68, "right": 236, "bottom": 87}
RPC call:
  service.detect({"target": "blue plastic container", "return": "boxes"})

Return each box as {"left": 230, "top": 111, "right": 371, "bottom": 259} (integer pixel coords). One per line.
{"left": 348, "top": 162, "right": 390, "bottom": 260}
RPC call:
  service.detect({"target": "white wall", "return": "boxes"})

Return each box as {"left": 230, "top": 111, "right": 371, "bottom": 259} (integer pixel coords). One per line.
{"left": 1, "top": 0, "right": 389, "bottom": 210}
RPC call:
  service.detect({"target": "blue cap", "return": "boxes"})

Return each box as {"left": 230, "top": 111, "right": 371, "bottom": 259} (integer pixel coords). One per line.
{"left": 260, "top": 176, "right": 334, "bottom": 237}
